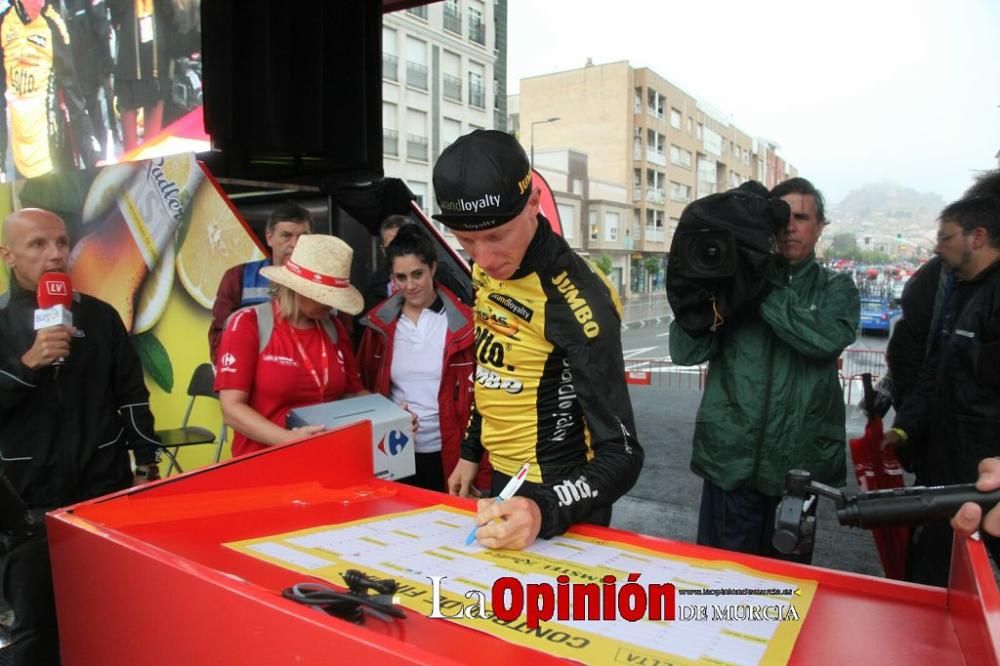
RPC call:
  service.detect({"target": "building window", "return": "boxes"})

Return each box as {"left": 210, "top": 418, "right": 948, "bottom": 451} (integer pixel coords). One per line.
{"left": 442, "top": 117, "right": 462, "bottom": 149}
{"left": 670, "top": 145, "right": 692, "bottom": 168}
{"left": 469, "top": 3, "right": 486, "bottom": 45}
{"left": 702, "top": 126, "right": 722, "bottom": 156}
{"left": 696, "top": 158, "right": 717, "bottom": 198}
{"left": 443, "top": 73, "right": 462, "bottom": 102}
{"left": 443, "top": 0, "right": 462, "bottom": 34}
{"left": 670, "top": 181, "right": 691, "bottom": 202}
{"left": 589, "top": 210, "right": 599, "bottom": 241}
{"left": 558, "top": 203, "right": 575, "bottom": 240}
{"left": 605, "top": 211, "right": 619, "bottom": 242}
{"left": 407, "top": 134, "right": 429, "bottom": 162}
{"left": 670, "top": 108, "right": 682, "bottom": 129}
{"left": 647, "top": 89, "right": 664, "bottom": 118}
{"left": 406, "top": 108, "right": 428, "bottom": 162}
{"left": 406, "top": 5, "right": 427, "bottom": 19}
{"left": 383, "top": 129, "right": 398, "bottom": 157}
{"left": 382, "top": 52, "right": 398, "bottom": 82}
{"left": 382, "top": 27, "right": 398, "bottom": 82}
{"left": 383, "top": 102, "right": 398, "bottom": 156}
{"left": 469, "top": 71, "right": 485, "bottom": 108}
{"left": 406, "top": 62, "right": 428, "bottom": 90}
{"left": 406, "top": 37, "right": 428, "bottom": 90}
{"left": 410, "top": 181, "right": 428, "bottom": 212}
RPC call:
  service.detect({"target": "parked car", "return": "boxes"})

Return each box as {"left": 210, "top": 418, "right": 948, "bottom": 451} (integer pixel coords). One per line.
{"left": 859, "top": 296, "right": 901, "bottom": 333}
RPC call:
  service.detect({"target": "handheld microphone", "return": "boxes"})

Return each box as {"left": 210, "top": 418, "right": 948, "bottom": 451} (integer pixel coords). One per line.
{"left": 35, "top": 272, "right": 74, "bottom": 365}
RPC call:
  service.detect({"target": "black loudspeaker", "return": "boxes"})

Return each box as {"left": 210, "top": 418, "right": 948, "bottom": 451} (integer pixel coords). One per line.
{"left": 671, "top": 228, "right": 738, "bottom": 279}
{"left": 201, "top": 0, "right": 383, "bottom": 182}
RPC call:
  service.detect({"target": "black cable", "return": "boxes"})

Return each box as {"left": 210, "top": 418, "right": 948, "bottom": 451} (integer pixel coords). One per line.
{"left": 282, "top": 571, "right": 406, "bottom": 625}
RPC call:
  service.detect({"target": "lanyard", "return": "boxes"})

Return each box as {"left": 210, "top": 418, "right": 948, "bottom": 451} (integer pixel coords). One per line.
{"left": 286, "top": 312, "right": 329, "bottom": 399}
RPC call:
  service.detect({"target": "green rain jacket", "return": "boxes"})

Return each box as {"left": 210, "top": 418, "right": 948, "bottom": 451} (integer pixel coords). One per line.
{"left": 669, "top": 254, "right": 860, "bottom": 496}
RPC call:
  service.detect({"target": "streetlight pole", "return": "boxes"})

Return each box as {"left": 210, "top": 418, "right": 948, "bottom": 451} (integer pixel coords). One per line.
{"left": 530, "top": 117, "right": 560, "bottom": 169}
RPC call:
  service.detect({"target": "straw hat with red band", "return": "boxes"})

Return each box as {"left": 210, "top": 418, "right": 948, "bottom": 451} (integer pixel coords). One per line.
{"left": 259, "top": 234, "right": 364, "bottom": 315}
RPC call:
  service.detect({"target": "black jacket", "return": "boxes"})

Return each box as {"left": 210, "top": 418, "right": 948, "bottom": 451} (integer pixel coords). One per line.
{"left": 886, "top": 257, "right": 949, "bottom": 409}
{"left": 0, "top": 281, "right": 157, "bottom": 509}
{"left": 894, "top": 260, "right": 1000, "bottom": 485}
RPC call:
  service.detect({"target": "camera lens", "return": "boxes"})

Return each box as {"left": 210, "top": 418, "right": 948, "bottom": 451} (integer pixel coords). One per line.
{"left": 694, "top": 238, "right": 727, "bottom": 271}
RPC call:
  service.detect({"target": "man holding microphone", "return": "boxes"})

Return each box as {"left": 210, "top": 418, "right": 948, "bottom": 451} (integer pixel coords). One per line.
{"left": 0, "top": 208, "right": 159, "bottom": 664}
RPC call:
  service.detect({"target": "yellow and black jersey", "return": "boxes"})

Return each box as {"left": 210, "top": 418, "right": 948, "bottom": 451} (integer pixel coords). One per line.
{"left": 462, "top": 216, "right": 643, "bottom": 538}
{"left": 0, "top": 2, "right": 96, "bottom": 178}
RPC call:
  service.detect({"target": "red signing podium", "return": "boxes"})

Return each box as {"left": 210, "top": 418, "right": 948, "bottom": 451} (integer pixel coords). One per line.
{"left": 48, "top": 423, "right": 1000, "bottom": 665}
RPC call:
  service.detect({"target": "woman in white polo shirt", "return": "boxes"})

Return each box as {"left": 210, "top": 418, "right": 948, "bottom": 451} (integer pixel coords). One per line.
{"left": 357, "top": 224, "right": 491, "bottom": 492}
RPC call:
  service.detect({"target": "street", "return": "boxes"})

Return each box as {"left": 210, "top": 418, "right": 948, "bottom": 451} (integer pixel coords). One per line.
{"left": 619, "top": 292, "right": 890, "bottom": 361}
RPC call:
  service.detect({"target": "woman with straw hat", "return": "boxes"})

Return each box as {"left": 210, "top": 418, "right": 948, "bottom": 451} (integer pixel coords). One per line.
{"left": 214, "top": 234, "right": 367, "bottom": 456}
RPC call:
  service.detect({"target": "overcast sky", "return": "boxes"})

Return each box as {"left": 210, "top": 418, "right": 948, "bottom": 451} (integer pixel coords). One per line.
{"left": 507, "top": 0, "right": 1000, "bottom": 207}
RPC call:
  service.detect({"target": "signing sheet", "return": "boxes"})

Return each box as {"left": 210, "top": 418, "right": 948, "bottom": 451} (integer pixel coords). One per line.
{"left": 227, "top": 505, "right": 816, "bottom": 665}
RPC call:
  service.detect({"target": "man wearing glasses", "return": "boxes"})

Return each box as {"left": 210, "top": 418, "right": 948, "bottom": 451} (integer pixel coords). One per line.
{"left": 882, "top": 194, "right": 1000, "bottom": 586}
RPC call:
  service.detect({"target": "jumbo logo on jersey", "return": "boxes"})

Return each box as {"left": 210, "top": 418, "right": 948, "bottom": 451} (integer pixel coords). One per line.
{"left": 377, "top": 430, "right": 409, "bottom": 456}
{"left": 552, "top": 271, "right": 599, "bottom": 338}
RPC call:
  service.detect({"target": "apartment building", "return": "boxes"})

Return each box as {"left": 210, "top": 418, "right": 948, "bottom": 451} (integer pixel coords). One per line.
{"left": 516, "top": 60, "right": 794, "bottom": 296}
{"left": 382, "top": 1, "right": 507, "bottom": 238}
{"left": 753, "top": 138, "right": 797, "bottom": 190}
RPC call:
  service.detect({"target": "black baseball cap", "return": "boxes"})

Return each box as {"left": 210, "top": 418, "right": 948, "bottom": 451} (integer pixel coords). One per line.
{"left": 432, "top": 129, "right": 533, "bottom": 231}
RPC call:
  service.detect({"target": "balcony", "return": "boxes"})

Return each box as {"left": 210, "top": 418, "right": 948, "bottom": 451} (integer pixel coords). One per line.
{"left": 442, "top": 74, "right": 462, "bottom": 102}
{"left": 383, "top": 129, "right": 399, "bottom": 157}
{"left": 644, "top": 225, "right": 666, "bottom": 243}
{"left": 469, "top": 82, "right": 485, "bottom": 109}
{"left": 645, "top": 149, "right": 667, "bottom": 167}
{"left": 646, "top": 189, "right": 666, "bottom": 205}
{"left": 469, "top": 19, "right": 486, "bottom": 45}
{"left": 406, "top": 62, "right": 428, "bottom": 91}
{"left": 382, "top": 53, "right": 398, "bottom": 82}
{"left": 407, "top": 134, "right": 428, "bottom": 162}
{"left": 632, "top": 187, "right": 642, "bottom": 202}
{"left": 443, "top": 7, "right": 461, "bottom": 34}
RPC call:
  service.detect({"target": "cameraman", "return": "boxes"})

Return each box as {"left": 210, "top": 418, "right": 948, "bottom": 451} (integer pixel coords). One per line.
{"left": 669, "top": 177, "right": 860, "bottom": 562}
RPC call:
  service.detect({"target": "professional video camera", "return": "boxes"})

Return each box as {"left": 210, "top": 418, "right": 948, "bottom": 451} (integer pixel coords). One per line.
{"left": 666, "top": 181, "right": 789, "bottom": 337}
{"left": 773, "top": 469, "right": 1000, "bottom": 557}
{"left": 171, "top": 55, "right": 203, "bottom": 113}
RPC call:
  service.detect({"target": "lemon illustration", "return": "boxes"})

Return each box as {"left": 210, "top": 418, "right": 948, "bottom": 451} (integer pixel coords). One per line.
{"left": 133, "top": 243, "right": 175, "bottom": 334}
{"left": 176, "top": 180, "right": 265, "bottom": 309}
{"left": 159, "top": 153, "right": 192, "bottom": 187}
{"left": 81, "top": 163, "right": 138, "bottom": 225}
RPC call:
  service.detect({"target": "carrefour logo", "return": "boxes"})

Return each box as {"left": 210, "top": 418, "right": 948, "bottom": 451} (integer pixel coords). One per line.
{"left": 377, "top": 430, "right": 409, "bottom": 456}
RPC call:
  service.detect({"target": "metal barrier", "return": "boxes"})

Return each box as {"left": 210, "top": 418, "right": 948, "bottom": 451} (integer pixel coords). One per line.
{"left": 625, "top": 347, "right": 886, "bottom": 404}
{"left": 624, "top": 359, "right": 706, "bottom": 391}
{"left": 839, "top": 348, "right": 888, "bottom": 403}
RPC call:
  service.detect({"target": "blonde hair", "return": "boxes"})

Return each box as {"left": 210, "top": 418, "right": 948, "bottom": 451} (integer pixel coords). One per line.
{"left": 272, "top": 284, "right": 300, "bottom": 323}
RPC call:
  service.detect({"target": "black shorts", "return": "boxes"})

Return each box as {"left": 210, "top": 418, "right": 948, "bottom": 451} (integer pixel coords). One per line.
{"left": 115, "top": 78, "right": 163, "bottom": 110}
